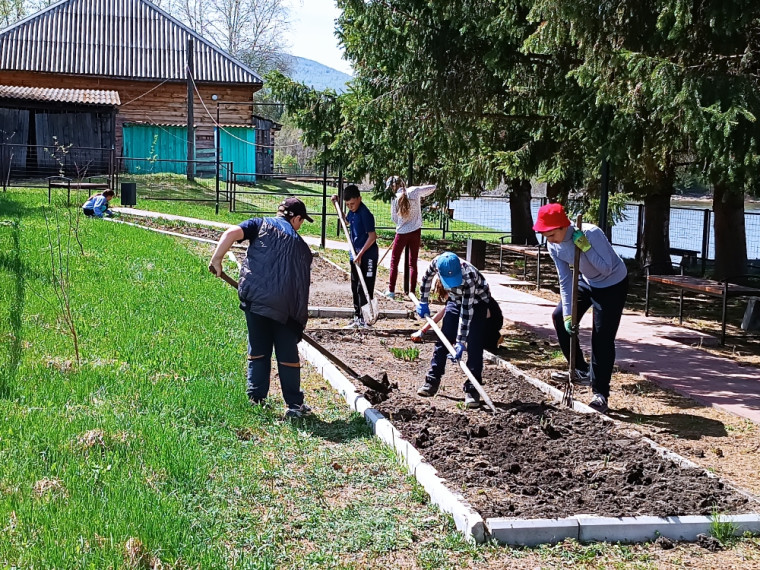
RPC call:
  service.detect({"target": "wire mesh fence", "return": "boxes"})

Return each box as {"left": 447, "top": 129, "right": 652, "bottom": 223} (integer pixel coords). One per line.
{"left": 115, "top": 157, "right": 233, "bottom": 204}
{"left": 5, "top": 141, "right": 757, "bottom": 264}
{"left": 1, "top": 143, "right": 113, "bottom": 190}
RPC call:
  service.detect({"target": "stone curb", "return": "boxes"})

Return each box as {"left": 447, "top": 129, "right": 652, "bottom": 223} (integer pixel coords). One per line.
{"left": 298, "top": 340, "right": 487, "bottom": 543}
{"left": 308, "top": 307, "right": 412, "bottom": 319}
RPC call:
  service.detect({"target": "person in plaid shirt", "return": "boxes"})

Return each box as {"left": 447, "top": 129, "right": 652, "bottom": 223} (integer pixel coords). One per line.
{"left": 415, "top": 251, "right": 494, "bottom": 408}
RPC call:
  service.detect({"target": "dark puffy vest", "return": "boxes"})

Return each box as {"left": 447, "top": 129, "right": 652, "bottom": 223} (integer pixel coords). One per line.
{"left": 238, "top": 217, "right": 313, "bottom": 329}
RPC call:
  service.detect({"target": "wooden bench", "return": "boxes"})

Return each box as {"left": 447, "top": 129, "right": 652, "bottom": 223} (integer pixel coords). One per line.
{"left": 498, "top": 238, "right": 553, "bottom": 290}
{"left": 48, "top": 176, "right": 111, "bottom": 205}
{"left": 645, "top": 268, "right": 760, "bottom": 345}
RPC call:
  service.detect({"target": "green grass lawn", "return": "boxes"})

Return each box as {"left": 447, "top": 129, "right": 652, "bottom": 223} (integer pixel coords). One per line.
{"left": 0, "top": 189, "right": 487, "bottom": 568}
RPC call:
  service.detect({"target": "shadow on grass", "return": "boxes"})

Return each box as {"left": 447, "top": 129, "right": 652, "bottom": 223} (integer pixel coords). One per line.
{"left": 0, "top": 217, "right": 22, "bottom": 399}
{"left": 296, "top": 413, "right": 374, "bottom": 443}
{"left": 607, "top": 408, "right": 728, "bottom": 440}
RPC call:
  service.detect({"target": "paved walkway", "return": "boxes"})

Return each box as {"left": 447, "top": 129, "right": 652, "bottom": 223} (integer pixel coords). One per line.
{"left": 114, "top": 208, "right": 760, "bottom": 423}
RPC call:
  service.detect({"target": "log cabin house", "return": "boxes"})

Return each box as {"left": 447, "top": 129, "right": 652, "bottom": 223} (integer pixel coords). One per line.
{"left": 0, "top": 0, "right": 276, "bottom": 181}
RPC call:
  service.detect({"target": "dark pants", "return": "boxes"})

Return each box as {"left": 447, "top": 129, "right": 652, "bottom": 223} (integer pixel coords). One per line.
{"left": 351, "top": 253, "right": 378, "bottom": 318}
{"left": 484, "top": 297, "right": 503, "bottom": 353}
{"left": 551, "top": 277, "right": 628, "bottom": 399}
{"left": 427, "top": 299, "right": 488, "bottom": 392}
{"left": 244, "top": 311, "right": 303, "bottom": 407}
{"left": 83, "top": 208, "right": 95, "bottom": 217}
{"left": 388, "top": 228, "right": 422, "bottom": 294}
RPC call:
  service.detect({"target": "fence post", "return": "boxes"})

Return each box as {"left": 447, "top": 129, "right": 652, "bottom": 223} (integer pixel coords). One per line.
{"left": 1, "top": 143, "right": 5, "bottom": 192}
{"left": 336, "top": 167, "right": 343, "bottom": 237}
{"left": 321, "top": 149, "right": 327, "bottom": 249}
{"left": 215, "top": 105, "right": 221, "bottom": 216}
{"left": 635, "top": 203, "right": 644, "bottom": 262}
{"left": 229, "top": 163, "right": 235, "bottom": 212}
{"left": 701, "top": 208, "right": 711, "bottom": 276}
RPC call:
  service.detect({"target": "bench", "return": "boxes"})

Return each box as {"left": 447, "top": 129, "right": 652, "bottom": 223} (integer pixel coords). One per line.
{"left": 48, "top": 176, "right": 111, "bottom": 205}
{"left": 645, "top": 267, "right": 760, "bottom": 345}
{"left": 498, "top": 237, "right": 553, "bottom": 290}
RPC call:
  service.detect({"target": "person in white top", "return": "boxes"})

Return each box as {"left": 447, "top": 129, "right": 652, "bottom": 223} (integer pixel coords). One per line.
{"left": 383, "top": 176, "right": 436, "bottom": 298}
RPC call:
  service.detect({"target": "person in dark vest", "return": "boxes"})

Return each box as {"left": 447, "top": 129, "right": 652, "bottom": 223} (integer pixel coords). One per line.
{"left": 209, "top": 197, "right": 314, "bottom": 418}
{"left": 533, "top": 203, "right": 628, "bottom": 414}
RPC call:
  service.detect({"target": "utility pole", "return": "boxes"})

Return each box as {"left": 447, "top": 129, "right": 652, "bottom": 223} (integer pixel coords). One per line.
{"left": 186, "top": 38, "right": 195, "bottom": 181}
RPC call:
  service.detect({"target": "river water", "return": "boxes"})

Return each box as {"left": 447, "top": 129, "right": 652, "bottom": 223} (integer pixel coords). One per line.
{"left": 447, "top": 197, "right": 760, "bottom": 261}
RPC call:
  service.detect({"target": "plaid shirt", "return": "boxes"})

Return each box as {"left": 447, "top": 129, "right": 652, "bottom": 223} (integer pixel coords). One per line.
{"left": 420, "top": 257, "right": 491, "bottom": 345}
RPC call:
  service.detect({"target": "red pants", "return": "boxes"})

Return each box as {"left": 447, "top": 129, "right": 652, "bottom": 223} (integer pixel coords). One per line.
{"left": 388, "top": 228, "right": 422, "bottom": 294}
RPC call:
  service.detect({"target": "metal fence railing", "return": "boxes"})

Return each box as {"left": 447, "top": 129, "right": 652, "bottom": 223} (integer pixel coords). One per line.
{"left": 611, "top": 203, "right": 760, "bottom": 263}
{"left": 115, "top": 157, "right": 234, "bottom": 213}
{"left": 7, "top": 146, "right": 757, "bottom": 265}
{"left": 1, "top": 143, "right": 114, "bottom": 190}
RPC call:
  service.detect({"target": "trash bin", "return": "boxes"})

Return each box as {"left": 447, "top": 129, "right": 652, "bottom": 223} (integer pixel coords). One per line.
{"left": 120, "top": 182, "right": 137, "bottom": 207}
{"left": 466, "top": 239, "right": 486, "bottom": 270}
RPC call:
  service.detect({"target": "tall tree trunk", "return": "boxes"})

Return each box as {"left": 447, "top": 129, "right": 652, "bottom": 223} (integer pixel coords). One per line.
{"left": 509, "top": 178, "right": 538, "bottom": 245}
{"left": 637, "top": 165, "right": 675, "bottom": 274}
{"left": 546, "top": 181, "right": 569, "bottom": 204}
{"left": 638, "top": 191, "right": 673, "bottom": 274}
{"left": 712, "top": 182, "right": 747, "bottom": 280}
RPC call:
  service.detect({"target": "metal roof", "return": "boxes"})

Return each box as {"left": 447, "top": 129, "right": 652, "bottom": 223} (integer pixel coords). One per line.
{"left": 0, "top": 0, "right": 263, "bottom": 86}
{"left": 0, "top": 84, "right": 121, "bottom": 105}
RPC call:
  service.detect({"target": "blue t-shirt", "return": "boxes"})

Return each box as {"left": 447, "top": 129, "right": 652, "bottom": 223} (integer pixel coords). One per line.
{"left": 346, "top": 202, "right": 378, "bottom": 260}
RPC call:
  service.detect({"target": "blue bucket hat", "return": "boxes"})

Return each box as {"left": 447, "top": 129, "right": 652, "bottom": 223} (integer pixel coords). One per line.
{"left": 436, "top": 252, "right": 462, "bottom": 289}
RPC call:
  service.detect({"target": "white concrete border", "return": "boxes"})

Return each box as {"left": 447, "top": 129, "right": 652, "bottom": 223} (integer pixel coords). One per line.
{"left": 298, "top": 340, "right": 487, "bottom": 543}
{"left": 301, "top": 341, "right": 760, "bottom": 545}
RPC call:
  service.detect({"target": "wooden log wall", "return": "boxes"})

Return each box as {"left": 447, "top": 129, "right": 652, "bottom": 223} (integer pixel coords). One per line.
{"left": 1, "top": 71, "right": 258, "bottom": 155}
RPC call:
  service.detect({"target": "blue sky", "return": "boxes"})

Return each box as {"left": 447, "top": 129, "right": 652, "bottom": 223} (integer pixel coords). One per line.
{"left": 285, "top": 0, "right": 353, "bottom": 75}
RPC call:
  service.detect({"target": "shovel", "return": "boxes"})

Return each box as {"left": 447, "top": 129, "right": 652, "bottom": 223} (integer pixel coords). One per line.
{"left": 331, "top": 196, "right": 379, "bottom": 325}
{"left": 210, "top": 268, "right": 392, "bottom": 394}
{"left": 301, "top": 332, "right": 392, "bottom": 394}
{"left": 562, "top": 214, "right": 583, "bottom": 408}
{"left": 409, "top": 292, "right": 498, "bottom": 414}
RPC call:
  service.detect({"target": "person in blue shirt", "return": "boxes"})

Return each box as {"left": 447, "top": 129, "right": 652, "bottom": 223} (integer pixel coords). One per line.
{"left": 338, "top": 184, "right": 378, "bottom": 328}
{"left": 209, "top": 197, "right": 314, "bottom": 419}
{"left": 533, "top": 203, "right": 628, "bottom": 414}
{"left": 82, "top": 190, "right": 115, "bottom": 218}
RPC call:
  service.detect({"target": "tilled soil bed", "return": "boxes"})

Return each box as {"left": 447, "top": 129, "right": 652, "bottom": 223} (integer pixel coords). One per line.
{"left": 307, "top": 328, "right": 756, "bottom": 521}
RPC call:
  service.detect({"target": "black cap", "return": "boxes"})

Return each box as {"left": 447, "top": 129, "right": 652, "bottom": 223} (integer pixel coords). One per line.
{"left": 279, "top": 197, "right": 313, "bottom": 223}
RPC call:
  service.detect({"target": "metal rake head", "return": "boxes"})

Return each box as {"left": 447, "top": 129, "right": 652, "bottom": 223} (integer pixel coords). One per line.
{"left": 561, "top": 381, "right": 574, "bottom": 408}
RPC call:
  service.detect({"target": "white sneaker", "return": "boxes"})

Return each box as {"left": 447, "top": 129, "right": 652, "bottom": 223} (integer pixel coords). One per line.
{"left": 589, "top": 394, "right": 609, "bottom": 413}
{"left": 382, "top": 291, "right": 395, "bottom": 300}
{"left": 343, "top": 317, "right": 361, "bottom": 330}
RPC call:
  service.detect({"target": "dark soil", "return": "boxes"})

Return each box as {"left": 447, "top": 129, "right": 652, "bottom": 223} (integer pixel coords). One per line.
{"left": 308, "top": 329, "right": 755, "bottom": 520}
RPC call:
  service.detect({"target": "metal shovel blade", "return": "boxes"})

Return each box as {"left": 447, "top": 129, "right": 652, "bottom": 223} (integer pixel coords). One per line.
{"left": 361, "top": 298, "right": 379, "bottom": 325}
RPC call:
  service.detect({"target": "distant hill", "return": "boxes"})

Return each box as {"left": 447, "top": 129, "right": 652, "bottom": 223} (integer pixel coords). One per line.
{"left": 284, "top": 55, "right": 352, "bottom": 93}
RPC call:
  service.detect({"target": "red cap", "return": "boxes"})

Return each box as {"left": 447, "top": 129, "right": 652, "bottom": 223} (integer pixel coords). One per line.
{"left": 533, "top": 203, "right": 571, "bottom": 232}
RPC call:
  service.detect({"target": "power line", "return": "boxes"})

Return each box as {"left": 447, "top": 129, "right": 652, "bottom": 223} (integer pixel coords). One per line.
{"left": 186, "top": 69, "right": 304, "bottom": 150}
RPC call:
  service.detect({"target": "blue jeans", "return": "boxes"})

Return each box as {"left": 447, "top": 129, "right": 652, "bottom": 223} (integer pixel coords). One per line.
{"left": 552, "top": 277, "right": 628, "bottom": 398}
{"left": 244, "top": 311, "right": 303, "bottom": 407}
{"left": 427, "top": 300, "right": 488, "bottom": 392}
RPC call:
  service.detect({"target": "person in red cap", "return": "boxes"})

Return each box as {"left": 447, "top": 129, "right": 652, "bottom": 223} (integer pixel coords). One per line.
{"left": 209, "top": 197, "right": 315, "bottom": 419}
{"left": 533, "top": 202, "right": 628, "bottom": 413}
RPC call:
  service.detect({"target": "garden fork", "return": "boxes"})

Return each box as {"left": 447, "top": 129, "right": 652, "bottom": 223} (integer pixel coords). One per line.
{"left": 562, "top": 214, "right": 583, "bottom": 408}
